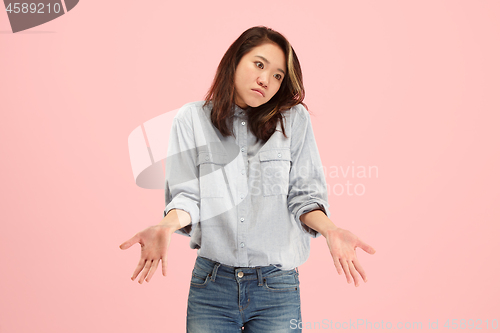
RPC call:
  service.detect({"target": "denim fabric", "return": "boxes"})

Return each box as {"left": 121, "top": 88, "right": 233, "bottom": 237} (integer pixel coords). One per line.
{"left": 164, "top": 101, "right": 330, "bottom": 270}
{"left": 187, "top": 256, "right": 301, "bottom": 333}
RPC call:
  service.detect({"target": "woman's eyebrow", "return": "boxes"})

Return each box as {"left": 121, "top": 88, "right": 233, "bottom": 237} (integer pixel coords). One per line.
{"left": 255, "top": 55, "right": 286, "bottom": 75}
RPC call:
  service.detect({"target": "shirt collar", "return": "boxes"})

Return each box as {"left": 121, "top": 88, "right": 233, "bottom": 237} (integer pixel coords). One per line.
{"left": 233, "top": 104, "right": 247, "bottom": 117}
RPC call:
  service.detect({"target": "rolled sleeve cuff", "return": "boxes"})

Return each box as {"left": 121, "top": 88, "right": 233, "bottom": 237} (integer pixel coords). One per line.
{"left": 295, "top": 202, "right": 331, "bottom": 238}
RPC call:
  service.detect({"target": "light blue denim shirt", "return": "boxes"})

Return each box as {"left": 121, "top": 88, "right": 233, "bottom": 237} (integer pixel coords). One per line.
{"left": 164, "top": 101, "right": 330, "bottom": 270}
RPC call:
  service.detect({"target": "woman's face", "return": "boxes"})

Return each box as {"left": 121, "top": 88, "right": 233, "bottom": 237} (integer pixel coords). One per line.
{"left": 234, "top": 42, "right": 286, "bottom": 109}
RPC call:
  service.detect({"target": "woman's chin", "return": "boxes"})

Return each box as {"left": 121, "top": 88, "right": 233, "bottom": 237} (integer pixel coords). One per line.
{"left": 247, "top": 100, "right": 266, "bottom": 108}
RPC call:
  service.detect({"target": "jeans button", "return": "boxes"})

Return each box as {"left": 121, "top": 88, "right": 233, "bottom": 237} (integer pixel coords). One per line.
{"left": 238, "top": 271, "right": 244, "bottom": 278}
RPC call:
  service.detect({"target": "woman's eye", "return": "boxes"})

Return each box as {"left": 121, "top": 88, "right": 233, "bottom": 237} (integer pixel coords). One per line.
{"left": 274, "top": 74, "right": 282, "bottom": 80}
{"left": 255, "top": 62, "right": 264, "bottom": 69}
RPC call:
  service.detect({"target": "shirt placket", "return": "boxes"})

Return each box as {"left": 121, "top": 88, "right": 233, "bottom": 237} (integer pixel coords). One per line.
{"left": 235, "top": 110, "right": 249, "bottom": 266}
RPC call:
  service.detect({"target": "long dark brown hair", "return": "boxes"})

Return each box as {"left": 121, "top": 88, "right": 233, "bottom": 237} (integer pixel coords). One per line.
{"left": 204, "top": 26, "right": 306, "bottom": 143}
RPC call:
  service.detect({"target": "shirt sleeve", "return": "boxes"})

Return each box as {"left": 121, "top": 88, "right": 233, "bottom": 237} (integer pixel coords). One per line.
{"left": 287, "top": 104, "right": 331, "bottom": 238}
{"left": 164, "top": 114, "right": 200, "bottom": 237}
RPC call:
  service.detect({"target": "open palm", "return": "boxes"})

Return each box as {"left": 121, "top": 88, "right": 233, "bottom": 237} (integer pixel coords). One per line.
{"left": 325, "top": 227, "right": 376, "bottom": 287}
{"left": 119, "top": 225, "right": 173, "bottom": 284}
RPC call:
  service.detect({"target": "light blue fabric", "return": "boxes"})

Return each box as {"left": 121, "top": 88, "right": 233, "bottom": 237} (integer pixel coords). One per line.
{"left": 164, "top": 101, "right": 330, "bottom": 270}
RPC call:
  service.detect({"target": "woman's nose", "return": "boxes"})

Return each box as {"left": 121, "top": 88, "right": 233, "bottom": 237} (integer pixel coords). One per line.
{"left": 257, "top": 74, "right": 268, "bottom": 88}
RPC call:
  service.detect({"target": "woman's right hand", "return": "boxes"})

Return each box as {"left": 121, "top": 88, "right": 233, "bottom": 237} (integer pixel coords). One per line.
{"left": 119, "top": 224, "right": 175, "bottom": 284}
{"left": 119, "top": 209, "right": 190, "bottom": 283}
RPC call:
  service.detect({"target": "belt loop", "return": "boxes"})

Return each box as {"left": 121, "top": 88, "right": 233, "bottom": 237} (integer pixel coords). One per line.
{"left": 257, "top": 267, "right": 263, "bottom": 286}
{"left": 211, "top": 263, "right": 220, "bottom": 282}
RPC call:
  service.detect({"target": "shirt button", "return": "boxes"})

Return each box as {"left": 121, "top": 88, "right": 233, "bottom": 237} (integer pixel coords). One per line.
{"left": 241, "top": 169, "right": 245, "bottom": 175}
{"left": 238, "top": 271, "right": 244, "bottom": 278}
{"left": 277, "top": 153, "right": 282, "bottom": 158}
{"left": 205, "top": 156, "right": 209, "bottom": 161}
{"left": 241, "top": 147, "right": 245, "bottom": 152}
{"left": 240, "top": 242, "right": 245, "bottom": 248}
{"left": 241, "top": 121, "right": 246, "bottom": 126}
{"left": 240, "top": 217, "right": 245, "bottom": 222}
{"left": 240, "top": 194, "right": 244, "bottom": 199}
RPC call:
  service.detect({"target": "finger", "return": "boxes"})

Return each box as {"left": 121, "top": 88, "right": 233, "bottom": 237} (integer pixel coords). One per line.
{"left": 162, "top": 257, "right": 168, "bottom": 276}
{"left": 161, "top": 234, "right": 170, "bottom": 277}
{"left": 145, "top": 259, "right": 160, "bottom": 282}
{"left": 119, "top": 234, "right": 140, "bottom": 250}
{"left": 348, "top": 261, "right": 361, "bottom": 287}
{"left": 331, "top": 254, "right": 343, "bottom": 275}
{"left": 138, "top": 259, "right": 153, "bottom": 284}
{"left": 340, "top": 258, "right": 352, "bottom": 284}
{"left": 357, "top": 239, "right": 376, "bottom": 254}
{"left": 131, "top": 258, "right": 147, "bottom": 281}
{"left": 352, "top": 258, "right": 368, "bottom": 283}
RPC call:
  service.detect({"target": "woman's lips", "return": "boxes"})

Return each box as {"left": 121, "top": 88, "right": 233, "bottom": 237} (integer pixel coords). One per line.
{"left": 252, "top": 89, "right": 264, "bottom": 97}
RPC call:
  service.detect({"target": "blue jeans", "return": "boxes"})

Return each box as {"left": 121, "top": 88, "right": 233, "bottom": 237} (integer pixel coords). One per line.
{"left": 187, "top": 256, "right": 302, "bottom": 332}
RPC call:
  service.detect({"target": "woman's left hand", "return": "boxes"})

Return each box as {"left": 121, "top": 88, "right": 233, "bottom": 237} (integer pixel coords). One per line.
{"left": 324, "top": 227, "right": 376, "bottom": 287}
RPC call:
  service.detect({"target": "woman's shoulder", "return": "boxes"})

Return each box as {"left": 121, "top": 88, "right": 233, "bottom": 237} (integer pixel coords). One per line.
{"left": 283, "top": 103, "right": 311, "bottom": 126}
{"left": 177, "top": 100, "right": 206, "bottom": 114}
{"left": 174, "top": 101, "right": 209, "bottom": 123}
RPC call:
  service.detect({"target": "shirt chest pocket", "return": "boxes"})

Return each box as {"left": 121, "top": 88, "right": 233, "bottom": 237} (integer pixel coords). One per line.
{"left": 259, "top": 149, "right": 291, "bottom": 197}
{"left": 197, "top": 152, "right": 227, "bottom": 198}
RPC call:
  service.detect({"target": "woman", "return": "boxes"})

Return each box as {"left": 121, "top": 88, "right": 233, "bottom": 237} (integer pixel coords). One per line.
{"left": 120, "top": 26, "right": 375, "bottom": 332}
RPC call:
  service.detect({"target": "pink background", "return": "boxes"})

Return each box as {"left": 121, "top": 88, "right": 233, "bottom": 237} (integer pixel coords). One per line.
{"left": 1, "top": 1, "right": 499, "bottom": 332}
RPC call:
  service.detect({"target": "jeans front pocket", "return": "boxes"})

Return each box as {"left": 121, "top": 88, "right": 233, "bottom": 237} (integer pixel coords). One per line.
{"left": 264, "top": 270, "right": 299, "bottom": 292}
{"left": 190, "top": 265, "right": 212, "bottom": 289}
{"left": 259, "top": 149, "right": 291, "bottom": 197}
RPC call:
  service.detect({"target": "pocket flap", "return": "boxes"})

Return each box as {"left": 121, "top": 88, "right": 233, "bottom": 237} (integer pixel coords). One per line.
{"left": 259, "top": 149, "right": 291, "bottom": 162}
{"left": 197, "top": 152, "right": 227, "bottom": 166}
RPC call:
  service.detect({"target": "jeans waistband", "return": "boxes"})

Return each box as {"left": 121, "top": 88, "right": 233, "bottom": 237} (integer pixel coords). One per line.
{"left": 194, "top": 256, "right": 298, "bottom": 286}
